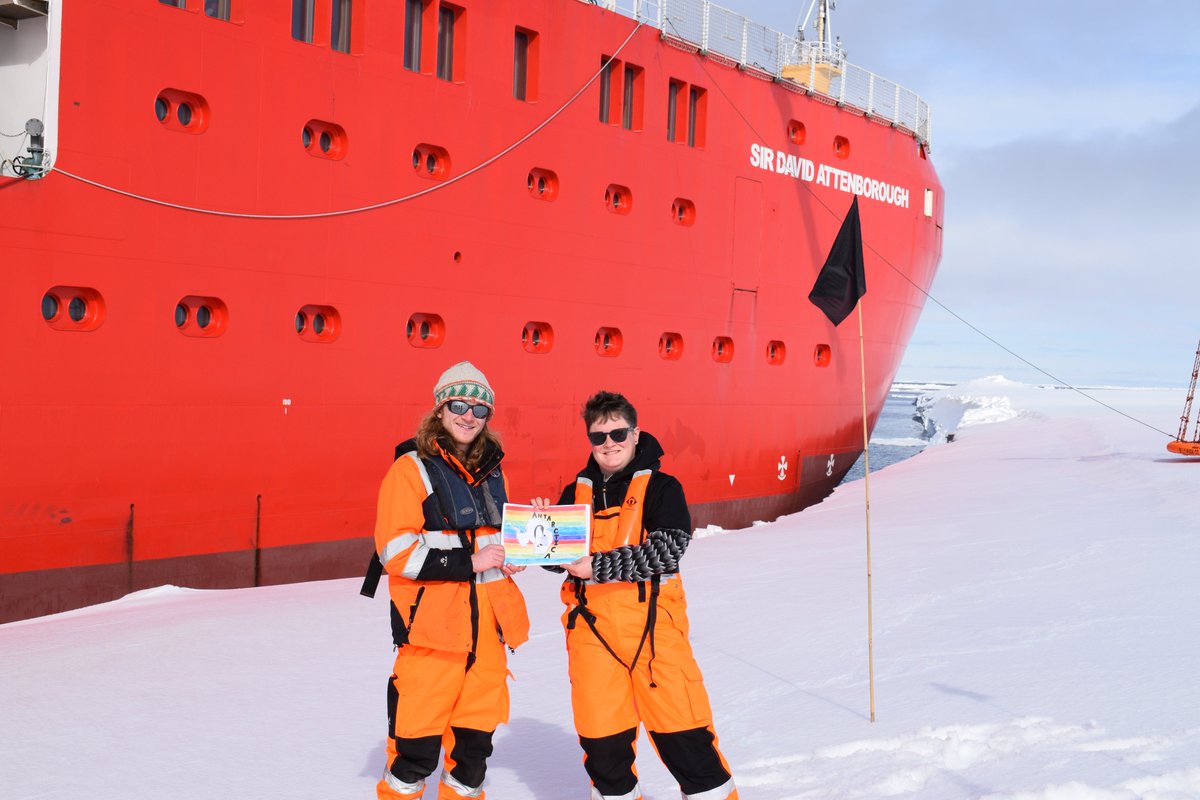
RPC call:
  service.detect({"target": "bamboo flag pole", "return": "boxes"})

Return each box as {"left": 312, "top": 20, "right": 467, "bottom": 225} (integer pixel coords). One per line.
{"left": 857, "top": 301, "right": 876, "bottom": 722}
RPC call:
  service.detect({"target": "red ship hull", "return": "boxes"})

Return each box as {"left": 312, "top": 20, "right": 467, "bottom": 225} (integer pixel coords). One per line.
{"left": 0, "top": 0, "right": 943, "bottom": 622}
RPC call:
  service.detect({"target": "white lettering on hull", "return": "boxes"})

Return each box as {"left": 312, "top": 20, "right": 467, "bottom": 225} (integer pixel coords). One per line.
{"left": 748, "top": 142, "right": 910, "bottom": 209}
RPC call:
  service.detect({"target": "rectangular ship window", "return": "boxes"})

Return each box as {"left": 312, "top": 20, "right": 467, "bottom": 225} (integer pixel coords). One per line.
{"left": 514, "top": 28, "right": 539, "bottom": 101}
{"left": 404, "top": 0, "right": 423, "bottom": 71}
{"left": 621, "top": 63, "right": 643, "bottom": 131}
{"left": 159, "top": 0, "right": 185, "bottom": 7}
{"left": 291, "top": 0, "right": 314, "bottom": 42}
{"left": 204, "top": 0, "right": 230, "bottom": 20}
{"left": 331, "top": 0, "right": 352, "bottom": 53}
{"left": 667, "top": 79, "right": 682, "bottom": 141}
{"left": 598, "top": 55, "right": 621, "bottom": 124}
{"left": 436, "top": 4, "right": 462, "bottom": 82}
{"left": 688, "top": 85, "right": 707, "bottom": 148}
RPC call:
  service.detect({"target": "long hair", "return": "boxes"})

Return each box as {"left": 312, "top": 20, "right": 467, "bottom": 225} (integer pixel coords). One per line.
{"left": 415, "top": 406, "right": 502, "bottom": 474}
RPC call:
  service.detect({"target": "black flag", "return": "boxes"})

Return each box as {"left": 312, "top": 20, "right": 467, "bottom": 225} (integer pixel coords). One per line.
{"left": 808, "top": 196, "right": 866, "bottom": 326}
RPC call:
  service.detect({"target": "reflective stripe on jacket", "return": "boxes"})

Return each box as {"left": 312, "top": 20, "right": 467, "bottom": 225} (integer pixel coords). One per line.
{"left": 375, "top": 448, "right": 529, "bottom": 653}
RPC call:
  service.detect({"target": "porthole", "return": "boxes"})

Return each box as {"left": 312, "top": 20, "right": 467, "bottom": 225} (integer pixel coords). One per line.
{"left": 671, "top": 198, "right": 696, "bottom": 226}
{"left": 413, "top": 144, "right": 451, "bottom": 180}
{"left": 521, "top": 321, "right": 554, "bottom": 354}
{"left": 814, "top": 343, "right": 832, "bottom": 367}
{"left": 788, "top": 120, "right": 806, "bottom": 145}
{"left": 406, "top": 313, "right": 445, "bottom": 348}
{"left": 766, "top": 340, "right": 787, "bottom": 365}
{"left": 154, "top": 89, "right": 210, "bottom": 134}
{"left": 527, "top": 168, "right": 559, "bottom": 201}
{"left": 658, "top": 332, "right": 683, "bottom": 361}
{"left": 594, "top": 327, "right": 623, "bottom": 357}
{"left": 42, "top": 286, "right": 105, "bottom": 332}
{"left": 303, "top": 120, "right": 347, "bottom": 160}
{"left": 833, "top": 135, "right": 851, "bottom": 159}
{"left": 712, "top": 336, "right": 734, "bottom": 363}
{"left": 295, "top": 304, "right": 340, "bottom": 343}
{"left": 175, "top": 295, "right": 228, "bottom": 338}
{"left": 604, "top": 183, "right": 632, "bottom": 215}
{"left": 41, "top": 293, "right": 59, "bottom": 321}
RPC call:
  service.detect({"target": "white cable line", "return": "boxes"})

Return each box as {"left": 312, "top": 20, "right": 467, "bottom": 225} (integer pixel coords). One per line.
{"left": 48, "top": 22, "right": 644, "bottom": 220}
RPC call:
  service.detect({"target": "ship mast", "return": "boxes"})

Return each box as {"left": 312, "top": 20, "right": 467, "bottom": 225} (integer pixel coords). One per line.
{"left": 797, "top": 0, "right": 844, "bottom": 61}
{"left": 1176, "top": 339, "right": 1200, "bottom": 442}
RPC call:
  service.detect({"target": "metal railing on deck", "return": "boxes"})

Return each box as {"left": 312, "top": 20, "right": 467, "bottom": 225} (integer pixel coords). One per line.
{"left": 596, "top": 0, "right": 932, "bottom": 146}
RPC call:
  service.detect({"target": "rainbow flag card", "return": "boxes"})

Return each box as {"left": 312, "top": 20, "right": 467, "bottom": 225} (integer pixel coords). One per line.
{"left": 500, "top": 503, "right": 591, "bottom": 566}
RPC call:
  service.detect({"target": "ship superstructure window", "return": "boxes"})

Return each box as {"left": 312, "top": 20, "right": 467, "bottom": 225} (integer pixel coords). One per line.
{"left": 687, "top": 86, "right": 707, "bottom": 148}
{"left": 292, "top": 0, "right": 314, "bottom": 43}
{"left": 331, "top": 0, "right": 352, "bottom": 53}
{"left": 667, "top": 79, "right": 684, "bottom": 142}
{"left": 159, "top": 0, "right": 185, "bottom": 7}
{"left": 513, "top": 28, "right": 539, "bottom": 101}
{"left": 598, "top": 55, "right": 621, "bottom": 124}
{"left": 204, "top": 0, "right": 230, "bottom": 20}
{"left": 42, "top": 287, "right": 105, "bottom": 332}
{"left": 404, "top": 0, "right": 423, "bottom": 71}
{"left": 436, "top": 4, "right": 462, "bottom": 82}
{"left": 621, "top": 63, "right": 643, "bottom": 131}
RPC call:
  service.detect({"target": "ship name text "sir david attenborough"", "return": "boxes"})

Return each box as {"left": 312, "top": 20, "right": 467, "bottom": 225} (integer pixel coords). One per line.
{"left": 747, "top": 143, "right": 910, "bottom": 209}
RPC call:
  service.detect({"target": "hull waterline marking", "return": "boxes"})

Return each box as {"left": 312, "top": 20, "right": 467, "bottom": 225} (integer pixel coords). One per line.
{"left": 748, "top": 143, "right": 911, "bottom": 209}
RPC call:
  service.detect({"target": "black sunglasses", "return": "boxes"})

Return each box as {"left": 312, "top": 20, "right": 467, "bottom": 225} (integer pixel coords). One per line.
{"left": 445, "top": 400, "right": 491, "bottom": 419}
{"left": 587, "top": 426, "right": 635, "bottom": 446}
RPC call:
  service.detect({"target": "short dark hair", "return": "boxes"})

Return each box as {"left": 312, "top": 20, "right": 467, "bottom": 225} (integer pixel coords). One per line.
{"left": 582, "top": 390, "right": 638, "bottom": 429}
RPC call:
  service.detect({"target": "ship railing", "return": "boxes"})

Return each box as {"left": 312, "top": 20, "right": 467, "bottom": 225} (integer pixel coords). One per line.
{"left": 603, "top": 0, "right": 932, "bottom": 146}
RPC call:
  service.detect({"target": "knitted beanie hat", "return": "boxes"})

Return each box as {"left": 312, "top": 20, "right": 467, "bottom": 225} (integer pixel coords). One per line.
{"left": 433, "top": 361, "right": 495, "bottom": 409}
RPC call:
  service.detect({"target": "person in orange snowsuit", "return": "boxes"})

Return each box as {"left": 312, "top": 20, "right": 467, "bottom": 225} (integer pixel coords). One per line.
{"left": 538, "top": 390, "right": 737, "bottom": 800}
{"left": 372, "top": 362, "right": 529, "bottom": 800}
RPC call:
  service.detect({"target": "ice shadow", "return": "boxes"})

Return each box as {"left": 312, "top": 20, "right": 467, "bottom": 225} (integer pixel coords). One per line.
{"left": 928, "top": 681, "right": 992, "bottom": 703}
{"left": 357, "top": 715, "right": 583, "bottom": 796}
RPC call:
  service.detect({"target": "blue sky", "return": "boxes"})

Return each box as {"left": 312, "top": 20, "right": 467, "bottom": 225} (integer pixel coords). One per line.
{"left": 728, "top": 1, "right": 1200, "bottom": 387}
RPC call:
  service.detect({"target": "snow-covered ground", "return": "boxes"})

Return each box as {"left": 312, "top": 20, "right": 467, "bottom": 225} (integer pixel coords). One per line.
{"left": 4, "top": 378, "right": 1198, "bottom": 799}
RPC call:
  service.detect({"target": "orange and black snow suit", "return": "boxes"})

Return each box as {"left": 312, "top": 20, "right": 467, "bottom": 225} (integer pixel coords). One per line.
{"left": 556, "top": 432, "right": 736, "bottom": 800}
{"left": 374, "top": 438, "right": 529, "bottom": 800}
